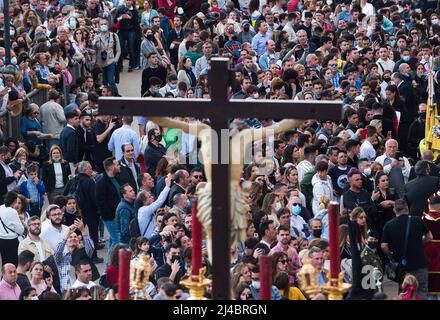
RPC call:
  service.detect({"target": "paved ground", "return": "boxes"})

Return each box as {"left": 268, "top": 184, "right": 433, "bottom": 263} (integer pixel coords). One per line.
{"left": 95, "top": 60, "right": 142, "bottom": 275}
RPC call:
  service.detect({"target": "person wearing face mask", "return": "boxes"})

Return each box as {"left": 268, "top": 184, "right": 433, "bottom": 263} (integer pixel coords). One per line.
{"left": 360, "top": 229, "right": 383, "bottom": 297}
{"left": 41, "top": 146, "right": 71, "bottom": 204}
{"left": 93, "top": 19, "right": 121, "bottom": 96}
{"left": 140, "top": 28, "right": 163, "bottom": 69}
{"left": 307, "top": 218, "right": 323, "bottom": 241}
{"left": 249, "top": 266, "right": 282, "bottom": 300}
{"left": 159, "top": 74, "right": 179, "bottom": 97}
{"left": 289, "top": 197, "right": 308, "bottom": 238}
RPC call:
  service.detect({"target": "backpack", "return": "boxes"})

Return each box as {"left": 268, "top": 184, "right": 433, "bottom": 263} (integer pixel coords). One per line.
{"left": 65, "top": 176, "right": 82, "bottom": 204}
{"left": 128, "top": 209, "right": 154, "bottom": 238}
{"left": 128, "top": 211, "right": 141, "bottom": 238}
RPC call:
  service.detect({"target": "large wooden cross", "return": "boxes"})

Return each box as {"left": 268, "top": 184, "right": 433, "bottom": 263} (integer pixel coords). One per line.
{"left": 99, "top": 58, "right": 343, "bottom": 299}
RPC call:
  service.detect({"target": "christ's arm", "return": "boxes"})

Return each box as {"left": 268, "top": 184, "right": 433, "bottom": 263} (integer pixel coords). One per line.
{"left": 148, "top": 116, "right": 210, "bottom": 136}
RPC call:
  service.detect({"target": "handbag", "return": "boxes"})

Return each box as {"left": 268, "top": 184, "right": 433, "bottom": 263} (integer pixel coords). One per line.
{"left": 386, "top": 216, "right": 411, "bottom": 283}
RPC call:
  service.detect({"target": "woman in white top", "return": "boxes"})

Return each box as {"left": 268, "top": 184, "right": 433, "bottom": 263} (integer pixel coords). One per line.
{"left": 0, "top": 192, "right": 25, "bottom": 266}
{"left": 140, "top": 0, "right": 159, "bottom": 29}
{"left": 29, "top": 261, "right": 57, "bottom": 295}
{"left": 177, "top": 57, "right": 197, "bottom": 88}
{"left": 41, "top": 146, "right": 71, "bottom": 204}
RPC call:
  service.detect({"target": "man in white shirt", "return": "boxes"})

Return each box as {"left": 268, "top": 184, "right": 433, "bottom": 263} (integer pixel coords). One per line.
{"left": 41, "top": 205, "right": 69, "bottom": 252}
{"left": 71, "top": 261, "right": 96, "bottom": 289}
{"left": 375, "top": 139, "right": 411, "bottom": 197}
{"left": 108, "top": 115, "right": 140, "bottom": 161}
{"left": 376, "top": 46, "right": 395, "bottom": 76}
{"left": 360, "top": 126, "right": 378, "bottom": 162}
{"left": 297, "top": 146, "right": 318, "bottom": 183}
{"left": 18, "top": 216, "right": 53, "bottom": 262}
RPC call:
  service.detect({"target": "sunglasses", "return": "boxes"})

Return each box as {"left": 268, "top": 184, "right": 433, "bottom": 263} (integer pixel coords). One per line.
{"left": 279, "top": 259, "right": 288, "bottom": 264}
{"left": 328, "top": 63, "right": 337, "bottom": 67}
{"left": 193, "top": 175, "right": 203, "bottom": 179}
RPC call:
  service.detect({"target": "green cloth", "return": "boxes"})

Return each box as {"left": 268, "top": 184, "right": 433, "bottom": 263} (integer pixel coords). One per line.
{"left": 110, "top": 177, "right": 121, "bottom": 193}
{"left": 184, "top": 51, "right": 203, "bottom": 66}
{"left": 164, "top": 128, "right": 182, "bottom": 150}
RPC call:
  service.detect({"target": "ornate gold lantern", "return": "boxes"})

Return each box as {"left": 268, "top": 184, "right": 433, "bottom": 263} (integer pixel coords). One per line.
{"left": 297, "top": 263, "right": 322, "bottom": 299}
{"left": 131, "top": 254, "right": 153, "bottom": 300}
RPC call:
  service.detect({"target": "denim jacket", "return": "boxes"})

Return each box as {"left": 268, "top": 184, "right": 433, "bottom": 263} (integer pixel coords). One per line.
{"left": 115, "top": 199, "right": 136, "bottom": 244}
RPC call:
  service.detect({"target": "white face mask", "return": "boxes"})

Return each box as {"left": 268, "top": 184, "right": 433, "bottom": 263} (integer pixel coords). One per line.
{"left": 252, "top": 280, "right": 260, "bottom": 289}
{"left": 11, "top": 57, "right": 17, "bottom": 65}
{"left": 326, "top": 0, "right": 332, "bottom": 4}
{"left": 253, "top": 93, "right": 259, "bottom": 99}
{"left": 363, "top": 168, "right": 371, "bottom": 176}
{"left": 432, "top": 19, "right": 439, "bottom": 25}
{"left": 274, "top": 202, "right": 282, "bottom": 212}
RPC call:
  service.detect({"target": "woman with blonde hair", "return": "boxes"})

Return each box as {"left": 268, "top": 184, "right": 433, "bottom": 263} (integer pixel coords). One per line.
{"left": 41, "top": 145, "right": 71, "bottom": 203}
{"left": 397, "top": 274, "right": 423, "bottom": 300}
{"left": 9, "top": 147, "right": 30, "bottom": 176}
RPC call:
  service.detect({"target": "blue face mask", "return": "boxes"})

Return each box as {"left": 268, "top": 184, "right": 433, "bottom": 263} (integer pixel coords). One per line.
{"left": 52, "top": 156, "right": 61, "bottom": 162}
{"left": 341, "top": 7, "right": 347, "bottom": 12}
{"left": 402, "top": 55, "right": 410, "bottom": 62}
{"left": 187, "top": 199, "right": 191, "bottom": 207}
{"left": 169, "top": 83, "right": 177, "bottom": 89}
{"left": 390, "top": 40, "right": 395, "bottom": 47}
{"left": 292, "top": 204, "right": 301, "bottom": 215}
{"left": 69, "top": 20, "right": 76, "bottom": 29}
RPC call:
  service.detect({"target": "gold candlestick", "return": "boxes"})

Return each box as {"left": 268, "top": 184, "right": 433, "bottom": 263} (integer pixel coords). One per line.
{"left": 320, "top": 272, "right": 351, "bottom": 300}
{"left": 180, "top": 267, "right": 212, "bottom": 300}
{"left": 131, "top": 254, "right": 153, "bottom": 300}
{"left": 297, "top": 263, "right": 322, "bottom": 299}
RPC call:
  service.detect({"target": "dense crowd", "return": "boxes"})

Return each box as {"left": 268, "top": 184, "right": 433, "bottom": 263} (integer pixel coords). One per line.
{"left": 0, "top": 0, "right": 440, "bottom": 301}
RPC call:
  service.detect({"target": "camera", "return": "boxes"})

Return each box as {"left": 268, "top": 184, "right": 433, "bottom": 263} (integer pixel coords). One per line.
{"left": 101, "top": 50, "right": 107, "bottom": 61}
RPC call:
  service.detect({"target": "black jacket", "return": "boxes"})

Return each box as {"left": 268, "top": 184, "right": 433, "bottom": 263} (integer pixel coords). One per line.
{"left": 0, "top": 164, "right": 17, "bottom": 205}
{"left": 167, "top": 182, "right": 186, "bottom": 207}
{"left": 60, "top": 126, "right": 79, "bottom": 164}
{"left": 76, "top": 126, "right": 94, "bottom": 163}
{"left": 342, "top": 188, "right": 377, "bottom": 221}
{"left": 117, "top": 158, "right": 140, "bottom": 193}
{"left": 144, "top": 141, "right": 167, "bottom": 178}
{"left": 71, "top": 173, "right": 98, "bottom": 217}
{"left": 404, "top": 176, "right": 439, "bottom": 217}
{"left": 95, "top": 172, "right": 123, "bottom": 221}
{"left": 371, "top": 114, "right": 396, "bottom": 138}
{"left": 41, "top": 160, "right": 71, "bottom": 193}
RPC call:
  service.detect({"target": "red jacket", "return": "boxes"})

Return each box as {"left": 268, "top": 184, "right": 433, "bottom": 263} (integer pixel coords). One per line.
{"left": 106, "top": 264, "right": 119, "bottom": 289}
{"left": 157, "top": 0, "right": 176, "bottom": 19}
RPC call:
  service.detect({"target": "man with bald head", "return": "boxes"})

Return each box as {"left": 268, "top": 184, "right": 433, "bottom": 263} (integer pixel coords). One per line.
{"left": 375, "top": 139, "right": 411, "bottom": 197}
{"left": 0, "top": 264, "right": 21, "bottom": 300}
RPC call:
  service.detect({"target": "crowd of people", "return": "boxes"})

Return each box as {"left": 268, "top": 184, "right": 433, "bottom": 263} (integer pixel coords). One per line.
{"left": 0, "top": 0, "right": 440, "bottom": 301}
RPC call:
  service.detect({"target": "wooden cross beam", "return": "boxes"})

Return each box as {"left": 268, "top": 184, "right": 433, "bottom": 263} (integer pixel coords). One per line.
{"left": 99, "top": 57, "right": 343, "bottom": 300}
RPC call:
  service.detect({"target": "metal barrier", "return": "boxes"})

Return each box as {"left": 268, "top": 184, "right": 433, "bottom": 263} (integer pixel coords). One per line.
{"left": 4, "top": 63, "right": 86, "bottom": 139}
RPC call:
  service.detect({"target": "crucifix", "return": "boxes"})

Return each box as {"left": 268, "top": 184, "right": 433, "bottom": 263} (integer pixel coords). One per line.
{"left": 100, "top": 57, "right": 343, "bottom": 299}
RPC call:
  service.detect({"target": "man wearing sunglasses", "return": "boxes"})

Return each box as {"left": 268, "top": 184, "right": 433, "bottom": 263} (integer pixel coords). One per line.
{"left": 190, "top": 167, "right": 204, "bottom": 186}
